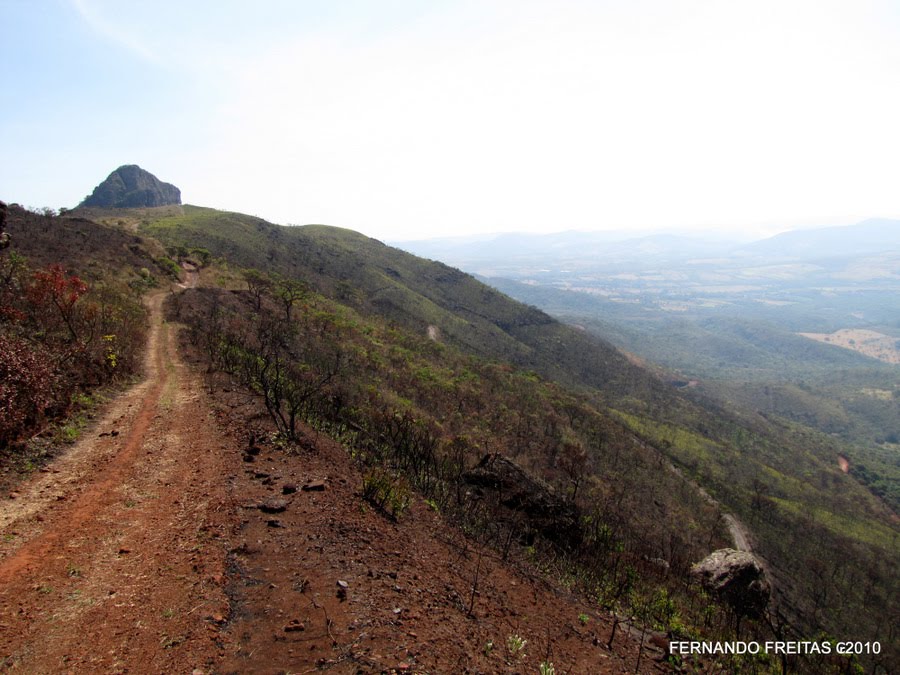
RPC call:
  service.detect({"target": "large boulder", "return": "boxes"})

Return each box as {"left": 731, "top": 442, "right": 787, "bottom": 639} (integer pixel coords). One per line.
{"left": 462, "top": 453, "right": 580, "bottom": 549}
{"left": 691, "top": 548, "right": 770, "bottom": 617}
{"left": 79, "top": 165, "right": 181, "bottom": 208}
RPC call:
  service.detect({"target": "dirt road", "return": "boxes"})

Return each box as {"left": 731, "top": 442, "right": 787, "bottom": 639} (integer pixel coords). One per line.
{"left": 722, "top": 514, "right": 751, "bottom": 552}
{"left": 0, "top": 292, "right": 233, "bottom": 673}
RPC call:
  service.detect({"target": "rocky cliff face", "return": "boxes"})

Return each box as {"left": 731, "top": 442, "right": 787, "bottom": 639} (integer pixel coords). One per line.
{"left": 79, "top": 165, "right": 181, "bottom": 208}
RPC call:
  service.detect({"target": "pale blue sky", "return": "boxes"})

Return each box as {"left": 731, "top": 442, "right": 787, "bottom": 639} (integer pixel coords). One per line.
{"left": 3, "top": 0, "right": 900, "bottom": 240}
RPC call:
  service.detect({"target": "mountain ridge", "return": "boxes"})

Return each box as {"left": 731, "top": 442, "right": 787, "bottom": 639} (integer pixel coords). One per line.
{"left": 737, "top": 217, "right": 900, "bottom": 259}
{"left": 397, "top": 218, "right": 900, "bottom": 271}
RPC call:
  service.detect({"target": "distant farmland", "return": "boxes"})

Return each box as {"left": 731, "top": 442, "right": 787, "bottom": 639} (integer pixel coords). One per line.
{"left": 799, "top": 328, "right": 900, "bottom": 364}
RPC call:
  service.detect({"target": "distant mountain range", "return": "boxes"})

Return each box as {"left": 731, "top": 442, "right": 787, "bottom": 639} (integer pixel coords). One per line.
{"left": 737, "top": 218, "right": 900, "bottom": 259}
{"left": 397, "top": 229, "right": 737, "bottom": 266}
{"left": 396, "top": 218, "right": 900, "bottom": 271}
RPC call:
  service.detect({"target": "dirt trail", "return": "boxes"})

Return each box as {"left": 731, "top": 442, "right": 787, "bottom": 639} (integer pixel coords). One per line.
{"left": 658, "top": 445, "right": 755, "bottom": 553}
{"left": 209, "top": 397, "right": 664, "bottom": 674}
{"left": 722, "top": 514, "right": 751, "bottom": 552}
{"left": 0, "top": 291, "right": 233, "bottom": 673}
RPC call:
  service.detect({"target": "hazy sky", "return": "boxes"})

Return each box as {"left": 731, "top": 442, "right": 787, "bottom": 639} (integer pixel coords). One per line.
{"left": 3, "top": 0, "right": 900, "bottom": 241}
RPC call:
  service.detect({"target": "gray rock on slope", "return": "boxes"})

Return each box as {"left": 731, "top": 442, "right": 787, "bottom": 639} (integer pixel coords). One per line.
{"left": 79, "top": 165, "right": 181, "bottom": 208}
{"left": 462, "top": 453, "right": 580, "bottom": 549}
{"left": 691, "top": 548, "right": 770, "bottom": 618}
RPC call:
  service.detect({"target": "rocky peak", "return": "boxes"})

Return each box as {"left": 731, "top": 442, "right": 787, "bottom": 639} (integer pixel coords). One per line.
{"left": 78, "top": 165, "right": 181, "bottom": 208}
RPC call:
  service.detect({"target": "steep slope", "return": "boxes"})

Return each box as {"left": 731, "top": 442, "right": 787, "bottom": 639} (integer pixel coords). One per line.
{"left": 0, "top": 207, "right": 676, "bottom": 673}
{"left": 169, "top": 278, "right": 733, "bottom": 671}
{"left": 202, "top": 358, "right": 667, "bottom": 674}
{"left": 138, "top": 206, "right": 661, "bottom": 402}
{"left": 58, "top": 201, "right": 897, "bottom": 671}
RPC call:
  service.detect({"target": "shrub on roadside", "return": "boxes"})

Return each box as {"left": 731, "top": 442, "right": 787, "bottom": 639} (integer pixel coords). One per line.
{"left": 0, "top": 252, "right": 147, "bottom": 449}
{"left": 0, "top": 333, "right": 56, "bottom": 447}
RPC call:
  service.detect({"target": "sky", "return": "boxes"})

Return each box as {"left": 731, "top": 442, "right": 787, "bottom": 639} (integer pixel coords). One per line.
{"left": 3, "top": 0, "right": 900, "bottom": 242}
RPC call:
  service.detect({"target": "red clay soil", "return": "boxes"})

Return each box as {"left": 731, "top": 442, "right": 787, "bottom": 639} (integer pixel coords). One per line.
{"left": 0, "top": 292, "right": 232, "bottom": 673}
{"left": 213, "top": 418, "right": 666, "bottom": 674}
{"left": 0, "top": 288, "right": 668, "bottom": 674}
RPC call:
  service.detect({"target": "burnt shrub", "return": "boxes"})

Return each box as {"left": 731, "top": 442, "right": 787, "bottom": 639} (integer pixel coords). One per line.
{"left": 0, "top": 333, "right": 57, "bottom": 447}
{"left": 0, "top": 251, "right": 147, "bottom": 450}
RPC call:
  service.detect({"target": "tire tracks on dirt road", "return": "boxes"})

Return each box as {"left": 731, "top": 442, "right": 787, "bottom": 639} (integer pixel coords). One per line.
{"left": 0, "top": 290, "right": 235, "bottom": 673}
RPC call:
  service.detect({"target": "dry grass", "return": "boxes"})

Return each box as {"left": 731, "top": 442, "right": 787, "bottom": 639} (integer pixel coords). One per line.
{"left": 799, "top": 328, "right": 900, "bottom": 364}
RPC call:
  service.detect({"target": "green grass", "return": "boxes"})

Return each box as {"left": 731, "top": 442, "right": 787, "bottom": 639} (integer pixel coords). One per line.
{"left": 610, "top": 410, "right": 726, "bottom": 477}
{"left": 770, "top": 497, "right": 899, "bottom": 550}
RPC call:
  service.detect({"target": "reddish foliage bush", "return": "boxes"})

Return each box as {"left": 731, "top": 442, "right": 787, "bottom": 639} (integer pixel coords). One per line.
{"left": 0, "top": 250, "right": 147, "bottom": 449}
{"left": 28, "top": 264, "right": 88, "bottom": 306}
{"left": 26, "top": 264, "right": 88, "bottom": 340}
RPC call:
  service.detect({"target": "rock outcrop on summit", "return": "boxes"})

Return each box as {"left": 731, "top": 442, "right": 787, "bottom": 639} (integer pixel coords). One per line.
{"left": 78, "top": 165, "right": 181, "bottom": 208}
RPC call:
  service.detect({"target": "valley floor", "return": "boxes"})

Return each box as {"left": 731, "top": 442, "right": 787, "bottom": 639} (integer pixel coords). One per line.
{"left": 0, "top": 289, "right": 666, "bottom": 673}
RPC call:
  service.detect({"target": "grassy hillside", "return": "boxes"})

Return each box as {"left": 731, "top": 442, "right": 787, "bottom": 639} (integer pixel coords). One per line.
{"left": 136, "top": 206, "right": 667, "bottom": 402}
{"left": 171, "top": 280, "right": 726, "bottom": 575}
{"left": 490, "top": 276, "right": 900, "bottom": 513}
{"left": 61, "top": 202, "right": 895, "bottom": 672}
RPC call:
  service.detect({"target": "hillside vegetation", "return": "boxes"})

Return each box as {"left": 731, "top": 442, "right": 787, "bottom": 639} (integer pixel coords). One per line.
{"left": 126, "top": 204, "right": 900, "bottom": 670}
{"left": 170, "top": 281, "right": 739, "bottom": 648}
{"left": 0, "top": 204, "right": 151, "bottom": 464}
{"left": 490, "top": 275, "right": 900, "bottom": 514}
{"left": 2, "top": 202, "right": 893, "bottom": 672}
